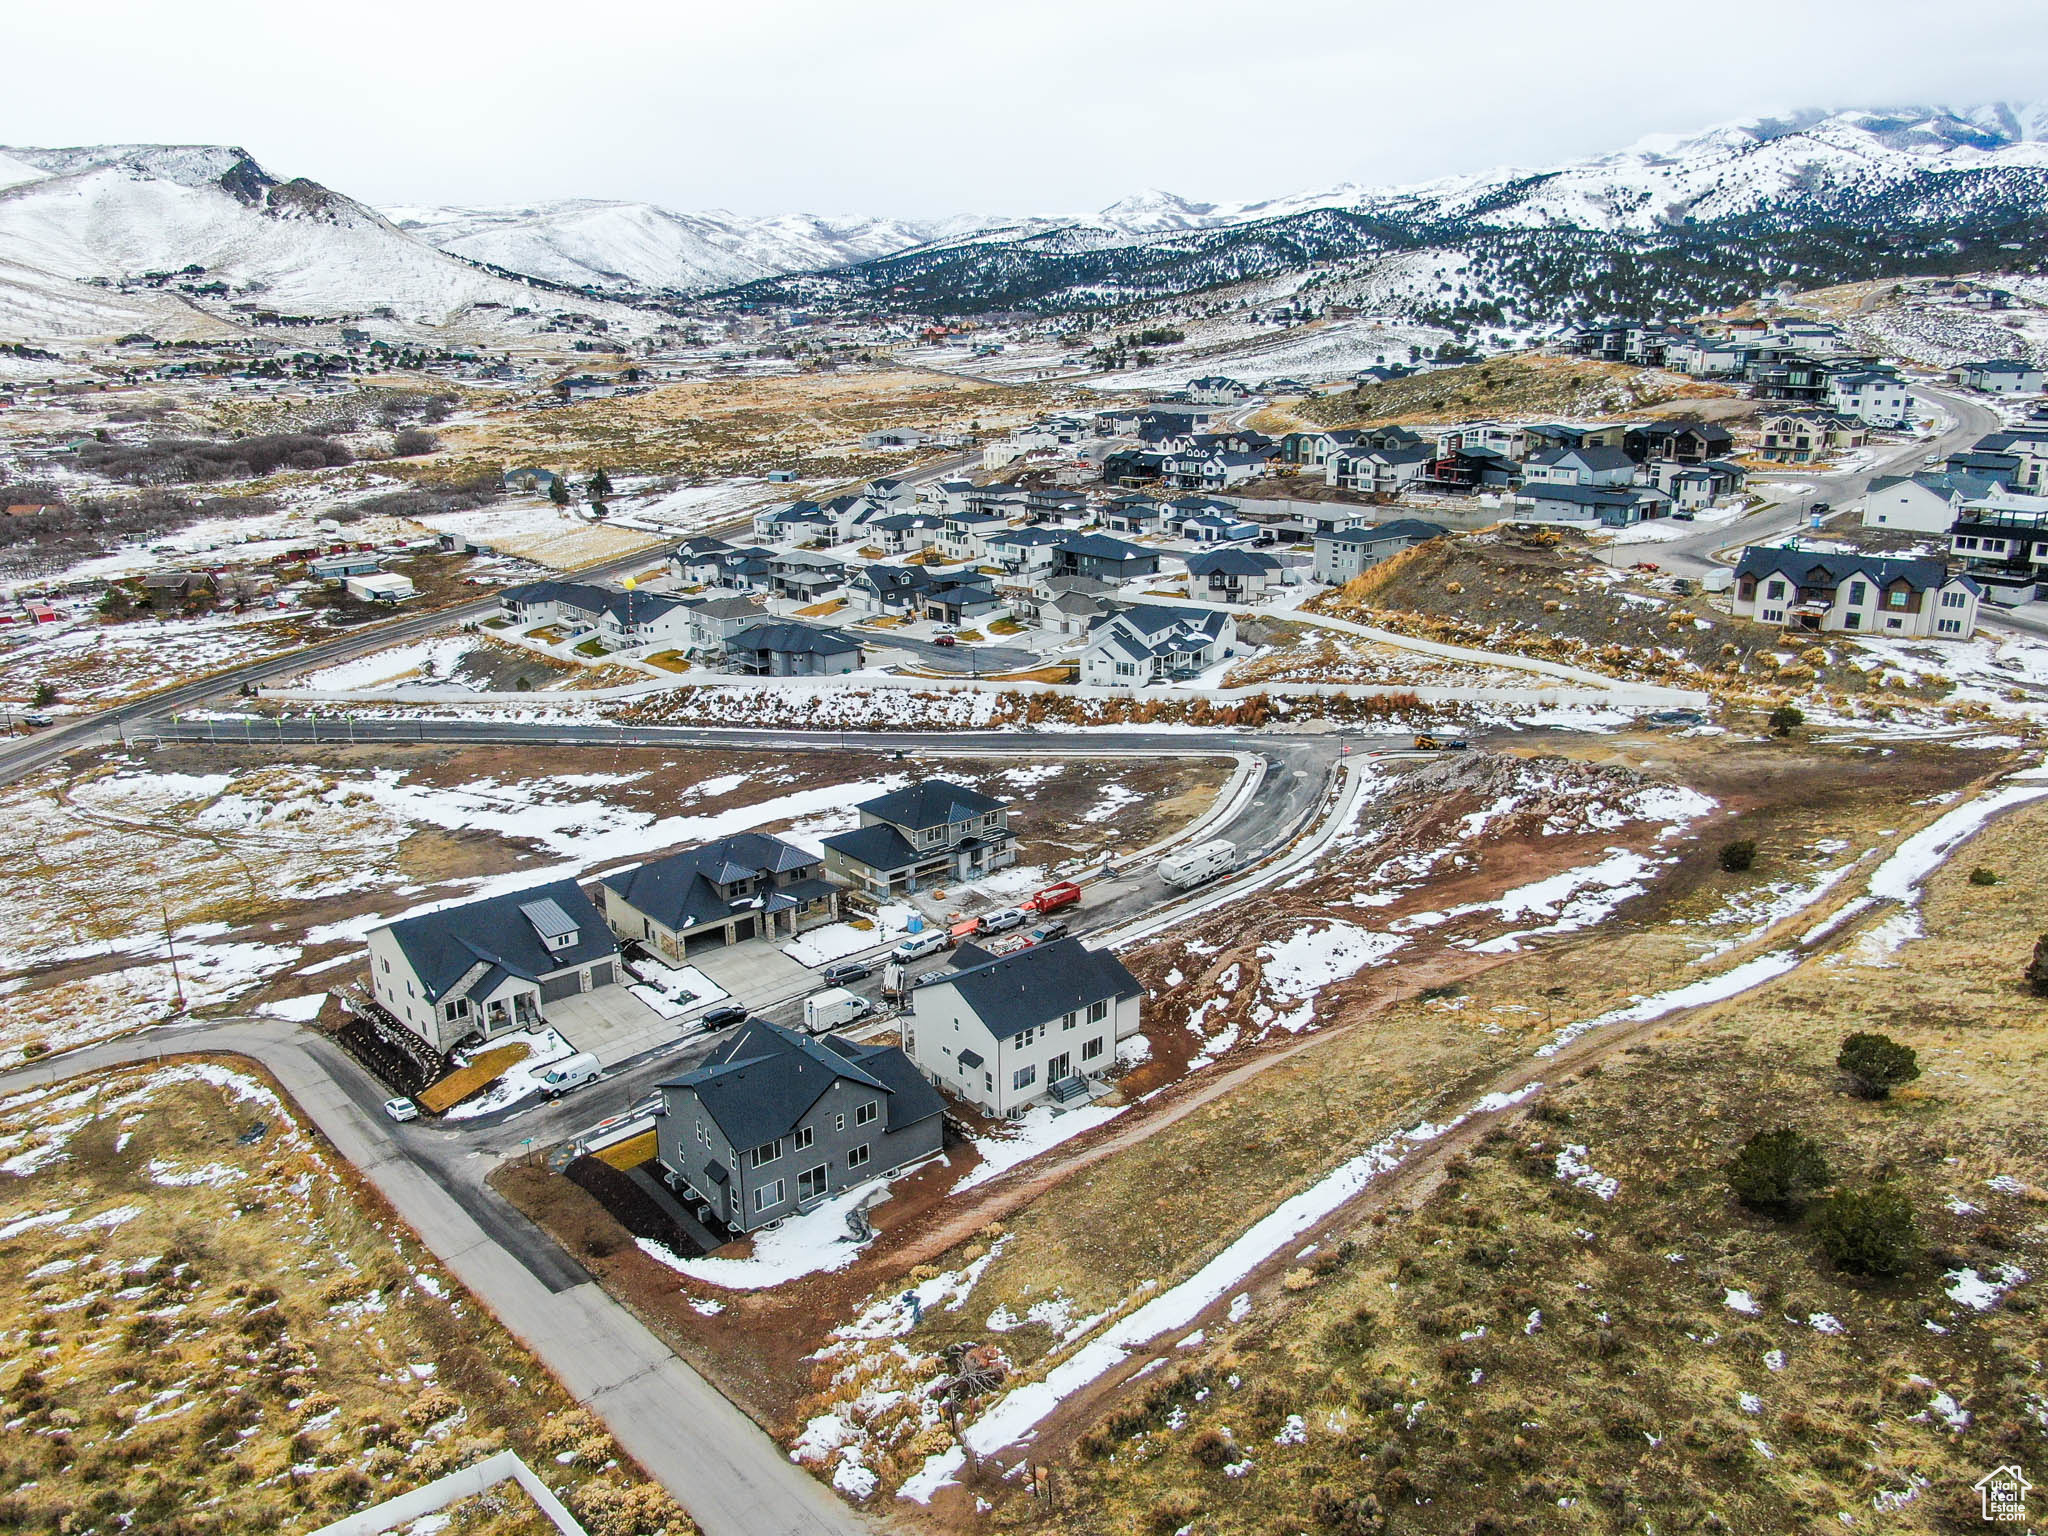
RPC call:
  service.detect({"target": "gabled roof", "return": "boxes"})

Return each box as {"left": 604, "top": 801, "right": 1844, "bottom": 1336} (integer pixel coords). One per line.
{"left": 603, "top": 833, "right": 818, "bottom": 932}
{"left": 376, "top": 879, "right": 615, "bottom": 1004}
{"left": 858, "top": 778, "right": 1003, "bottom": 831}
{"left": 726, "top": 622, "right": 860, "bottom": 656}
{"left": 1056, "top": 533, "right": 1152, "bottom": 562}
{"left": 1734, "top": 546, "right": 1953, "bottom": 594}
{"left": 930, "top": 938, "right": 1142, "bottom": 1042}
{"left": 660, "top": 1019, "right": 942, "bottom": 1150}
{"left": 820, "top": 821, "right": 922, "bottom": 874}
{"left": 1321, "top": 519, "right": 1448, "bottom": 545}
{"left": 1185, "top": 548, "right": 1279, "bottom": 576}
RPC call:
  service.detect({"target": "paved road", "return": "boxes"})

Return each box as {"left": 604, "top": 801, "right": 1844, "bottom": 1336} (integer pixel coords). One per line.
{"left": 1647, "top": 385, "right": 2002, "bottom": 579}
{"left": 0, "top": 1023, "right": 866, "bottom": 1536}
{"left": 875, "top": 633, "right": 1043, "bottom": 674}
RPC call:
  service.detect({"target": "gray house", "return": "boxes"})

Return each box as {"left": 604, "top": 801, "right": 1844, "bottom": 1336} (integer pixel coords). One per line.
{"left": 1312, "top": 519, "right": 1447, "bottom": 584}
{"left": 723, "top": 622, "right": 861, "bottom": 676}
{"left": 364, "top": 880, "right": 620, "bottom": 1054}
{"left": 654, "top": 1020, "right": 946, "bottom": 1234}
{"left": 822, "top": 779, "right": 1015, "bottom": 897}
{"left": 601, "top": 833, "right": 839, "bottom": 960}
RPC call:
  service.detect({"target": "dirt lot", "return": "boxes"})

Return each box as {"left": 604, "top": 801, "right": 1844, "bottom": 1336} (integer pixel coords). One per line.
{"left": 1294, "top": 356, "right": 1745, "bottom": 430}
{"left": 0, "top": 1057, "right": 691, "bottom": 1535}
{"left": 435, "top": 369, "right": 1066, "bottom": 484}
{"left": 0, "top": 744, "right": 1229, "bottom": 1060}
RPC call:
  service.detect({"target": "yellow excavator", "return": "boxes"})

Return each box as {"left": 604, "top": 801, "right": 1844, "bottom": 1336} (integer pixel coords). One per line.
{"left": 1413, "top": 734, "right": 1472, "bottom": 752}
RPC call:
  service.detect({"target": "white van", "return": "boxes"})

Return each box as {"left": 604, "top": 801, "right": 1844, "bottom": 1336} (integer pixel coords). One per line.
{"left": 538, "top": 1053, "right": 601, "bottom": 1098}
{"left": 1159, "top": 838, "right": 1236, "bottom": 890}
{"left": 893, "top": 929, "right": 948, "bottom": 961}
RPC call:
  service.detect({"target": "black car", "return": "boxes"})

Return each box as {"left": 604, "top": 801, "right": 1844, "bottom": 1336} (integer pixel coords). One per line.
{"left": 700, "top": 1004, "right": 749, "bottom": 1030}
{"left": 821, "top": 961, "right": 872, "bottom": 986}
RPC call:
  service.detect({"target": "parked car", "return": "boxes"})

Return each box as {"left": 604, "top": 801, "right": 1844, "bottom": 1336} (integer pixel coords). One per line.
{"left": 538, "top": 1053, "right": 601, "bottom": 1098}
{"left": 978, "top": 908, "right": 1027, "bottom": 934}
{"left": 382, "top": 1097, "right": 419, "bottom": 1123}
{"left": 821, "top": 960, "right": 872, "bottom": 986}
{"left": 1026, "top": 920, "right": 1069, "bottom": 944}
{"left": 700, "top": 1004, "right": 748, "bottom": 1030}
{"left": 931, "top": 633, "right": 958, "bottom": 648}
{"left": 892, "top": 929, "right": 948, "bottom": 960}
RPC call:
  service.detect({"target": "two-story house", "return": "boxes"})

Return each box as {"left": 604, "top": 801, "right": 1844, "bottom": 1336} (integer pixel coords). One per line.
{"left": 654, "top": 1020, "right": 945, "bottom": 1234}
{"left": 1312, "top": 520, "right": 1448, "bottom": 584}
{"left": 1183, "top": 548, "right": 1284, "bottom": 602}
{"left": 601, "top": 832, "right": 839, "bottom": 959}
{"left": 365, "top": 880, "right": 620, "bottom": 1054}
{"left": 1731, "top": 548, "right": 1980, "bottom": 638}
{"left": 821, "top": 780, "right": 1015, "bottom": 898}
{"left": 906, "top": 938, "right": 1142, "bottom": 1115}
{"left": 1078, "top": 604, "right": 1237, "bottom": 686}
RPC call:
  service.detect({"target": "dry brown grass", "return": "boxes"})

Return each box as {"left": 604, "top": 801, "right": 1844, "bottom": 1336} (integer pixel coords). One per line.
{"left": 0, "top": 1059, "right": 693, "bottom": 1535}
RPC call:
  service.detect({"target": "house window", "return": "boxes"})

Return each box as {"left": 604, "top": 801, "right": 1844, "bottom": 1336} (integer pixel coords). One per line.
{"left": 749, "top": 1138, "right": 783, "bottom": 1168}
{"left": 1012, "top": 1065, "right": 1037, "bottom": 1092}
{"left": 1888, "top": 591, "right": 1909, "bottom": 609}
{"left": 1847, "top": 581, "right": 1867, "bottom": 606}
{"left": 1938, "top": 618, "right": 1963, "bottom": 634}
{"left": 856, "top": 1100, "right": 879, "bottom": 1127}
{"left": 1088, "top": 999, "right": 1109, "bottom": 1024}
{"left": 847, "top": 1144, "right": 870, "bottom": 1170}
{"left": 1062, "top": 1010, "right": 1077, "bottom": 1031}
{"left": 754, "top": 1178, "right": 785, "bottom": 1213}
{"left": 728, "top": 1187, "right": 740, "bottom": 1213}
{"left": 1762, "top": 609, "right": 1784, "bottom": 623}
{"left": 1941, "top": 591, "right": 1967, "bottom": 608}
{"left": 797, "top": 1164, "right": 829, "bottom": 1202}
{"left": 984, "top": 1071, "right": 993, "bottom": 1092}
{"left": 834, "top": 1112, "right": 845, "bottom": 1132}
{"left": 1082, "top": 1036, "right": 1105, "bottom": 1062}
{"left": 794, "top": 1126, "right": 813, "bottom": 1151}
{"left": 1765, "top": 579, "right": 1786, "bottom": 600}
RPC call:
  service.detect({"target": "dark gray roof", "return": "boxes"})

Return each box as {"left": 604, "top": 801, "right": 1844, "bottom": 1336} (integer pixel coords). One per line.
{"left": 931, "top": 938, "right": 1141, "bottom": 1042}
{"left": 661, "top": 1019, "right": 941, "bottom": 1148}
{"left": 1185, "top": 548, "right": 1279, "bottom": 576}
{"left": 1735, "top": 547, "right": 1953, "bottom": 594}
{"left": 378, "top": 879, "right": 614, "bottom": 1004}
{"left": 821, "top": 822, "right": 921, "bottom": 874}
{"left": 1056, "top": 533, "right": 1152, "bottom": 562}
{"left": 726, "top": 622, "right": 860, "bottom": 656}
{"left": 857, "top": 778, "right": 1003, "bottom": 830}
{"left": 1320, "top": 519, "right": 1447, "bottom": 546}
{"left": 603, "top": 834, "right": 818, "bottom": 932}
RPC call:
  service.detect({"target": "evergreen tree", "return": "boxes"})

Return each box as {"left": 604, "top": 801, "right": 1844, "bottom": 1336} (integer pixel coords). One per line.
{"left": 1812, "top": 1184, "right": 1918, "bottom": 1276}
{"left": 547, "top": 475, "right": 571, "bottom": 508}
{"left": 590, "top": 466, "right": 613, "bottom": 497}
{"left": 1727, "top": 1127, "right": 1830, "bottom": 1219}
{"left": 1837, "top": 1033, "right": 1920, "bottom": 1100}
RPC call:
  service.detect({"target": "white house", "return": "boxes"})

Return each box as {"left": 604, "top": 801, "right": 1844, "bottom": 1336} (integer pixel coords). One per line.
{"left": 1825, "top": 369, "right": 1914, "bottom": 428}
{"left": 365, "top": 881, "right": 621, "bottom": 1054}
{"left": 1312, "top": 520, "right": 1448, "bottom": 584}
{"left": 906, "top": 938, "right": 1142, "bottom": 1116}
{"left": 1959, "top": 359, "right": 2047, "bottom": 395}
{"left": 1187, "top": 377, "right": 1250, "bottom": 404}
{"left": 1859, "top": 471, "right": 2004, "bottom": 534}
{"left": 1079, "top": 604, "right": 1237, "bottom": 686}
{"left": 1732, "top": 548, "right": 1979, "bottom": 638}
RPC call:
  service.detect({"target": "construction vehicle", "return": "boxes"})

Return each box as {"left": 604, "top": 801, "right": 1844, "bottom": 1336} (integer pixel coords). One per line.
{"left": 1412, "top": 734, "right": 1471, "bottom": 752}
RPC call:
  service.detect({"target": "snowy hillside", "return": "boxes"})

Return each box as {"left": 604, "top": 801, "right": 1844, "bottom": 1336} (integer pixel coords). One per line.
{"left": 0, "top": 144, "right": 644, "bottom": 341}
{"left": 386, "top": 199, "right": 1003, "bottom": 294}
{"left": 727, "top": 103, "right": 2048, "bottom": 320}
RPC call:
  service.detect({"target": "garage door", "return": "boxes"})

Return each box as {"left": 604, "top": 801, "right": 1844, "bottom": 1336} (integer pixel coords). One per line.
{"left": 588, "top": 961, "right": 615, "bottom": 989}
{"left": 539, "top": 973, "right": 582, "bottom": 1003}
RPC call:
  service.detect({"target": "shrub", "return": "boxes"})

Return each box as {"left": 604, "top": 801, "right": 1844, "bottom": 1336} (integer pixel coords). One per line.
{"left": 2028, "top": 933, "right": 2048, "bottom": 998}
{"left": 1967, "top": 867, "right": 1999, "bottom": 886}
{"left": 1151, "top": 1493, "right": 1203, "bottom": 1533}
{"left": 1718, "top": 839, "right": 1757, "bottom": 873}
{"left": 1726, "top": 1127, "right": 1831, "bottom": 1219}
{"left": 391, "top": 428, "right": 440, "bottom": 457}
{"left": 1189, "top": 1427, "right": 1238, "bottom": 1468}
{"left": 1767, "top": 704, "right": 1805, "bottom": 734}
{"left": 1812, "top": 1184, "right": 1919, "bottom": 1276}
{"left": 1837, "top": 1032, "right": 1919, "bottom": 1099}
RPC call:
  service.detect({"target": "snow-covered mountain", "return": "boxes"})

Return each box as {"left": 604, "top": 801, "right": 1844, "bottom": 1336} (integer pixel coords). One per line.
{"left": 0, "top": 143, "right": 639, "bottom": 342}
{"left": 732, "top": 103, "right": 2048, "bottom": 319}
{"left": 384, "top": 199, "right": 998, "bottom": 294}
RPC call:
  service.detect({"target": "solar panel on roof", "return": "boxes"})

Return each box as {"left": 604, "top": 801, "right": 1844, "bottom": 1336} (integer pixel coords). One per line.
{"left": 518, "top": 897, "right": 579, "bottom": 942}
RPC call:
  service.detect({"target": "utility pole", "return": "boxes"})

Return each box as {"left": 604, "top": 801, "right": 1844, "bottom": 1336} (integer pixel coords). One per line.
{"left": 160, "top": 893, "right": 186, "bottom": 1013}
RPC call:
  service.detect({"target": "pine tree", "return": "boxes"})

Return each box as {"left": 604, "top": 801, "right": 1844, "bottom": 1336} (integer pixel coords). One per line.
{"left": 590, "top": 466, "right": 613, "bottom": 497}
{"left": 547, "top": 475, "right": 570, "bottom": 508}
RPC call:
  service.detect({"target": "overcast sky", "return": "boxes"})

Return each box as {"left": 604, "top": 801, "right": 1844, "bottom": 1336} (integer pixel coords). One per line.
{"left": 9, "top": 0, "right": 2046, "bottom": 217}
